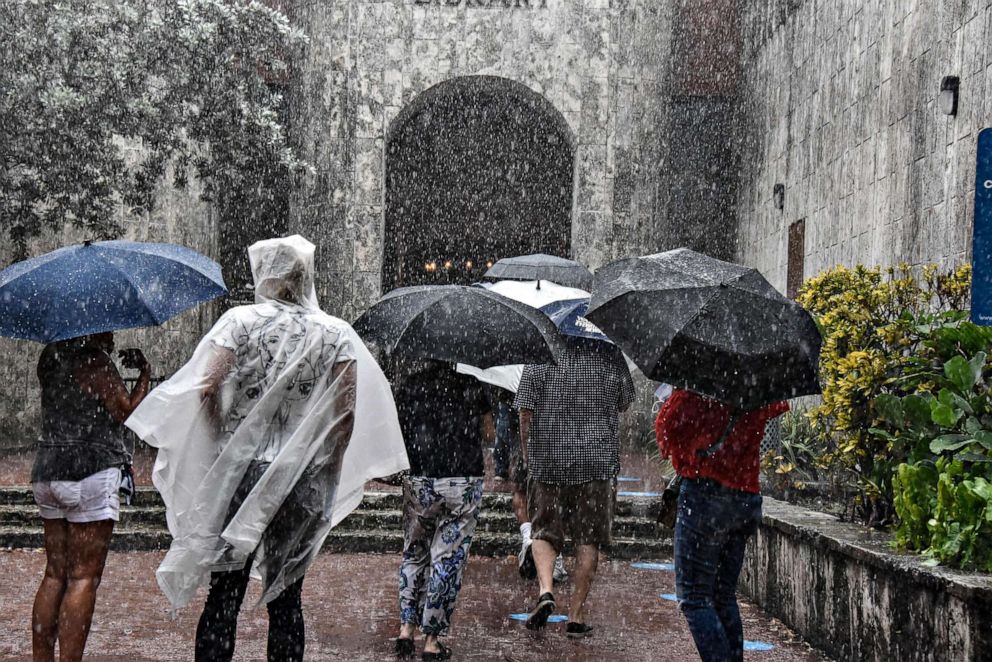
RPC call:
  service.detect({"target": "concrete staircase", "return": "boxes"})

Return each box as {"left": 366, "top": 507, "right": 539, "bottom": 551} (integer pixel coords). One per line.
{"left": 0, "top": 487, "right": 671, "bottom": 559}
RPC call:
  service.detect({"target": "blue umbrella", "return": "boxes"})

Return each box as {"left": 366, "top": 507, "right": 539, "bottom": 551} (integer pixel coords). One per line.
{"left": 0, "top": 240, "right": 227, "bottom": 343}
{"left": 539, "top": 298, "right": 613, "bottom": 344}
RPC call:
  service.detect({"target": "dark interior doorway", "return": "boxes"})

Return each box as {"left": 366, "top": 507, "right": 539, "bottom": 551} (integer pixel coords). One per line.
{"left": 383, "top": 76, "right": 574, "bottom": 290}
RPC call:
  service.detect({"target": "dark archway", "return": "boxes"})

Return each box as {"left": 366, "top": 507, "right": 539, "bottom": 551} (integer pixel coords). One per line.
{"left": 383, "top": 76, "right": 575, "bottom": 290}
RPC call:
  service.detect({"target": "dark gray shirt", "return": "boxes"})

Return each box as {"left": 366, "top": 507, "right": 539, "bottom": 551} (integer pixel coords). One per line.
{"left": 32, "top": 343, "right": 128, "bottom": 482}
{"left": 514, "top": 340, "right": 636, "bottom": 485}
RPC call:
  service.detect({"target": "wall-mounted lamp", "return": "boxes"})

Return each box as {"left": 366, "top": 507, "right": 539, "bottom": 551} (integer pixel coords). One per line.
{"left": 773, "top": 183, "right": 785, "bottom": 211}
{"left": 940, "top": 76, "right": 960, "bottom": 116}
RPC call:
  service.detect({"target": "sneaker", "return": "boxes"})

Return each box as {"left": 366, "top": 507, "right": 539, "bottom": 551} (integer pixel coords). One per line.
{"left": 526, "top": 592, "right": 556, "bottom": 630}
{"left": 518, "top": 539, "right": 537, "bottom": 580}
{"left": 565, "top": 622, "right": 594, "bottom": 639}
{"left": 552, "top": 554, "right": 568, "bottom": 583}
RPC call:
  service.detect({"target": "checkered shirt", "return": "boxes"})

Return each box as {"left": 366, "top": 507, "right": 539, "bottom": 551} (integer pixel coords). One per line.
{"left": 514, "top": 342, "right": 636, "bottom": 485}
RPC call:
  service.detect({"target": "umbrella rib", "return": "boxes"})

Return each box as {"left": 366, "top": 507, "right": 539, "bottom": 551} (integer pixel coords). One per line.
{"left": 91, "top": 250, "right": 163, "bottom": 325}
{"left": 667, "top": 288, "right": 723, "bottom": 349}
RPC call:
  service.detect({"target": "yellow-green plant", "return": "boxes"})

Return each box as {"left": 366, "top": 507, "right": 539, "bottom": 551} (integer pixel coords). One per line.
{"left": 797, "top": 263, "right": 972, "bottom": 525}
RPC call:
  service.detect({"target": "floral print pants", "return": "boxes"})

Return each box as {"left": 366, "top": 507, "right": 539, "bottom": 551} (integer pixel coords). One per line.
{"left": 399, "top": 475, "right": 483, "bottom": 636}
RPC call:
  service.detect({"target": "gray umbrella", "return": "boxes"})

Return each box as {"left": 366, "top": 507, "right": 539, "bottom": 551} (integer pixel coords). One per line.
{"left": 353, "top": 285, "right": 565, "bottom": 368}
{"left": 586, "top": 248, "right": 821, "bottom": 410}
{"left": 483, "top": 253, "right": 594, "bottom": 290}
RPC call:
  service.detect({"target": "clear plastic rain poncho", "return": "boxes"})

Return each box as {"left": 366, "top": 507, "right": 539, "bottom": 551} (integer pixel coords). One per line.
{"left": 126, "top": 235, "right": 408, "bottom": 609}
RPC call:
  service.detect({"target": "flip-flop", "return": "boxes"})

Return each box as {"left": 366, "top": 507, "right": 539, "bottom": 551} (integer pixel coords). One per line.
{"left": 421, "top": 642, "right": 452, "bottom": 660}
{"left": 395, "top": 637, "right": 415, "bottom": 658}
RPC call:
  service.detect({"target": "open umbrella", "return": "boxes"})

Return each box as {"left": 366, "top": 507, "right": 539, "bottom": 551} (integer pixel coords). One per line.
{"left": 483, "top": 254, "right": 594, "bottom": 290}
{"left": 587, "top": 248, "right": 821, "bottom": 410}
{"left": 352, "top": 285, "right": 565, "bottom": 368}
{"left": 0, "top": 240, "right": 227, "bottom": 343}
{"left": 539, "top": 298, "right": 612, "bottom": 344}
{"left": 455, "top": 279, "right": 590, "bottom": 391}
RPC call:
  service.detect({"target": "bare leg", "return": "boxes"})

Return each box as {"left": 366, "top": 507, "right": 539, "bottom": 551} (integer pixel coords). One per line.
{"left": 33, "top": 519, "right": 69, "bottom": 662}
{"left": 398, "top": 623, "right": 417, "bottom": 640}
{"left": 567, "top": 545, "right": 599, "bottom": 623}
{"left": 511, "top": 489, "right": 528, "bottom": 525}
{"left": 531, "top": 539, "right": 557, "bottom": 597}
{"left": 57, "top": 520, "right": 114, "bottom": 662}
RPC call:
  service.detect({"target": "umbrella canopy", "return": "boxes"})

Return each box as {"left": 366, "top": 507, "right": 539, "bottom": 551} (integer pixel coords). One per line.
{"left": 539, "top": 298, "right": 612, "bottom": 344}
{"left": 456, "top": 279, "right": 590, "bottom": 391}
{"left": 0, "top": 240, "right": 227, "bottom": 343}
{"left": 587, "top": 248, "right": 821, "bottom": 410}
{"left": 353, "top": 285, "right": 565, "bottom": 369}
{"left": 483, "top": 253, "right": 594, "bottom": 290}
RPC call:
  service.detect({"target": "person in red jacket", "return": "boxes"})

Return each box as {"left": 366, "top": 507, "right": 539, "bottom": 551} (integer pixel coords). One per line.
{"left": 655, "top": 388, "right": 788, "bottom": 662}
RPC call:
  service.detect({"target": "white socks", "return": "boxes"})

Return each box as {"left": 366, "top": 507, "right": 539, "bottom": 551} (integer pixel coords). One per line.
{"left": 519, "top": 521, "right": 532, "bottom": 543}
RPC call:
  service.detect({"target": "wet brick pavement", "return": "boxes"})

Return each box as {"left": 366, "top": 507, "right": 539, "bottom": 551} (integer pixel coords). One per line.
{"left": 0, "top": 549, "right": 827, "bottom": 661}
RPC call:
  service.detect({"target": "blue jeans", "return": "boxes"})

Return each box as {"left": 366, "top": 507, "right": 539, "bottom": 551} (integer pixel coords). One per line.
{"left": 674, "top": 478, "right": 762, "bottom": 662}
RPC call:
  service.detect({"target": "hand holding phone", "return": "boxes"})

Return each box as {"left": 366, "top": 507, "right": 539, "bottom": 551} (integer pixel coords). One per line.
{"left": 118, "top": 348, "right": 149, "bottom": 371}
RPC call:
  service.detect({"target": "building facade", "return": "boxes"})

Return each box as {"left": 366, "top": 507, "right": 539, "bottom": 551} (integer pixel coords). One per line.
{"left": 2, "top": 0, "right": 989, "bottom": 446}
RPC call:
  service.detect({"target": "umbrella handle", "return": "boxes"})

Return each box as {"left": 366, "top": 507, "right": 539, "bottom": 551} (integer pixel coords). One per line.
{"left": 696, "top": 411, "right": 740, "bottom": 458}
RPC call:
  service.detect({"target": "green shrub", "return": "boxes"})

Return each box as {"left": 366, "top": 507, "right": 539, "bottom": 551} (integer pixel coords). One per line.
{"left": 796, "top": 263, "right": 972, "bottom": 526}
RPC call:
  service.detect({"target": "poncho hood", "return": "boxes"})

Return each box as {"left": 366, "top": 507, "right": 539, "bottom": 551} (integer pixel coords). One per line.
{"left": 248, "top": 235, "right": 319, "bottom": 309}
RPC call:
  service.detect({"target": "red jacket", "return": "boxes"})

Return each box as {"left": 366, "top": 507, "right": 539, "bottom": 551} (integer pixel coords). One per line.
{"left": 655, "top": 389, "right": 789, "bottom": 494}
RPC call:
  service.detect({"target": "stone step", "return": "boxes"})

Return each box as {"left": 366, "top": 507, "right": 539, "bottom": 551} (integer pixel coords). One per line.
{"left": 335, "top": 508, "right": 661, "bottom": 538}
{"left": 0, "top": 503, "right": 662, "bottom": 539}
{"left": 0, "top": 487, "right": 664, "bottom": 518}
{"left": 0, "top": 525, "right": 671, "bottom": 560}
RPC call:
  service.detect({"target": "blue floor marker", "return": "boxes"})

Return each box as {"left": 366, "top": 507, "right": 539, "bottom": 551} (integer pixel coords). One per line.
{"left": 617, "top": 476, "right": 641, "bottom": 482}
{"left": 744, "top": 641, "right": 775, "bottom": 652}
{"left": 509, "top": 613, "right": 568, "bottom": 623}
{"left": 618, "top": 490, "right": 662, "bottom": 498}
{"left": 631, "top": 562, "right": 674, "bottom": 571}
{"left": 659, "top": 593, "right": 679, "bottom": 602}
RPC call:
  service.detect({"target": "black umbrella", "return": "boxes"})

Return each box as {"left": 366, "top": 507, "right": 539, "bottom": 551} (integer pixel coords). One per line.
{"left": 353, "top": 285, "right": 565, "bottom": 368}
{"left": 586, "top": 248, "right": 821, "bottom": 410}
{"left": 483, "top": 253, "right": 594, "bottom": 290}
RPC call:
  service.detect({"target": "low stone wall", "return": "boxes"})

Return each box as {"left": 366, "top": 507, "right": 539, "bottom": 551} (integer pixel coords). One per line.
{"left": 740, "top": 498, "right": 992, "bottom": 662}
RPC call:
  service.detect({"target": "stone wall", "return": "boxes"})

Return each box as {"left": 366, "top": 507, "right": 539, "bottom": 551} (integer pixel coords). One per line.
{"left": 735, "top": 0, "right": 992, "bottom": 290}
{"left": 285, "top": 0, "right": 674, "bottom": 321}
{"left": 741, "top": 498, "right": 992, "bottom": 662}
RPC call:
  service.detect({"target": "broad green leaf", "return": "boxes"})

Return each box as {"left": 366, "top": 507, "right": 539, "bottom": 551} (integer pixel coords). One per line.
{"left": 931, "top": 402, "right": 962, "bottom": 427}
{"left": 969, "top": 352, "right": 987, "bottom": 386}
{"left": 955, "top": 452, "right": 992, "bottom": 464}
{"left": 974, "top": 431, "right": 992, "bottom": 451}
{"left": 945, "top": 356, "right": 980, "bottom": 393}
{"left": 868, "top": 427, "right": 896, "bottom": 441}
{"left": 873, "top": 394, "right": 903, "bottom": 426}
{"left": 903, "top": 395, "right": 934, "bottom": 427}
{"left": 930, "top": 434, "right": 973, "bottom": 454}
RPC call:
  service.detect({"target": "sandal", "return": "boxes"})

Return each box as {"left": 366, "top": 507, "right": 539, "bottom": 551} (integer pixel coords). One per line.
{"left": 421, "top": 642, "right": 452, "bottom": 660}
{"left": 395, "top": 637, "right": 415, "bottom": 658}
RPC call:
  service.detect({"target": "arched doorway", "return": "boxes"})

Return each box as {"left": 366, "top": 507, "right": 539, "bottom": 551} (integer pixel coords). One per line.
{"left": 383, "top": 76, "right": 575, "bottom": 290}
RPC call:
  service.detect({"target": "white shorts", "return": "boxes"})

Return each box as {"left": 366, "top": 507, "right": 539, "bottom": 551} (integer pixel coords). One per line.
{"left": 33, "top": 467, "right": 122, "bottom": 523}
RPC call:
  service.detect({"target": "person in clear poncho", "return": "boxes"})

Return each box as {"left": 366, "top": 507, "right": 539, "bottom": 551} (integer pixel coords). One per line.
{"left": 126, "top": 235, "right": 408, "bottom": 662}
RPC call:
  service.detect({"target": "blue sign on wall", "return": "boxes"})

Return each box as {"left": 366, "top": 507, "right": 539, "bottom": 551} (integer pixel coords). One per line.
{"left": 972, "top": 129, "right": 992, "bottom": 325}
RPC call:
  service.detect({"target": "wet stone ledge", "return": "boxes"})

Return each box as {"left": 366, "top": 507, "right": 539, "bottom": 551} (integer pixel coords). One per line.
{"left": 740, "top": 498, "right": 992, "bottom": 662}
